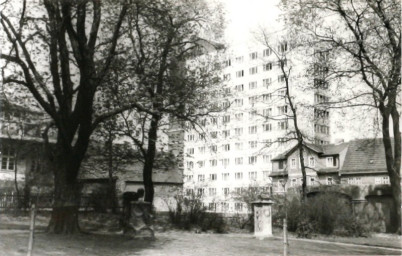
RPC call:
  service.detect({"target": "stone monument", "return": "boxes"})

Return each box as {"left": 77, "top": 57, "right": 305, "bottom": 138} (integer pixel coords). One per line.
{"left": 252, "top": 193, "right": 274, "bottom": 239}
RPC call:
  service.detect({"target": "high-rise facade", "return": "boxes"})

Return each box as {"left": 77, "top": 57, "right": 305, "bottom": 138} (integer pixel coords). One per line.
{"left": 182, "top": 42, "right": 332, "bottom": 213}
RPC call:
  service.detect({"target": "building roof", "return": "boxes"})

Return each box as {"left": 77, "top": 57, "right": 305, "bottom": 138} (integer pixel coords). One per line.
{"left": 340, "top": 138, "right": 391, "bottom": 175}
{"left": 272, "top": 142, "right": 348, "bottom": 161}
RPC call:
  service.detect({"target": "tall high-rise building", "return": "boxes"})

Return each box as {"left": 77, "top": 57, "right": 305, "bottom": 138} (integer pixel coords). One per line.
{"left": 181, "top": 41, "right": 334, "bottom": 213}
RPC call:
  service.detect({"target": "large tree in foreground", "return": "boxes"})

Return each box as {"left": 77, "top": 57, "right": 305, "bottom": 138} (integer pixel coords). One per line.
{"left": 1, "top": 0, "right": 132, "bottom": 233}
{"left": 282, "top": 0, "right": 401, "bottom": 231}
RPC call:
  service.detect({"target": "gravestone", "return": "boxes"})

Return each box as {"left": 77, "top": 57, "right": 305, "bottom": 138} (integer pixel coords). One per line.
{"left": 125, "top": 201, "right": 155, "bottom": 238}
{"left": 252, "top": 194, "right": 274, "bottom": 239}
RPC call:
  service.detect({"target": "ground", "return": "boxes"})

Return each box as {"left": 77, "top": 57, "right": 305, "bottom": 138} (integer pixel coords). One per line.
{"left": 0, "top": 213, "right": 401, "bottom": 256}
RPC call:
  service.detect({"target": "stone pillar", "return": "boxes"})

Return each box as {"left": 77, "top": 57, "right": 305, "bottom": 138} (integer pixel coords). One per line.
{"left": 252, "top": 196, "right": 274, "bottom": 238}
{"left": 125, "top": 201, "right": 154, "bottom": 238}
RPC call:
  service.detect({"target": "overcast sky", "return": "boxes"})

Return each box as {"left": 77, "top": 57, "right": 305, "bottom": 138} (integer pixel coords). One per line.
{"left": 221, "top": 0, "right": 282, "bottom": 47}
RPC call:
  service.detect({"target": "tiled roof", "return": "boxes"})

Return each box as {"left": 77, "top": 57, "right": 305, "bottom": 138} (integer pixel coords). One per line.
{"left": 340, "top": 138, "right": 391, "bottom": 175}
{"left": 272, "top": 142, "right": 347, "bottom": 161}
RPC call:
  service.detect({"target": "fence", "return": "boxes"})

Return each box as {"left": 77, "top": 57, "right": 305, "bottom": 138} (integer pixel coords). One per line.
{"left": 0, "top": 193, "right": 121, "bottom": 212}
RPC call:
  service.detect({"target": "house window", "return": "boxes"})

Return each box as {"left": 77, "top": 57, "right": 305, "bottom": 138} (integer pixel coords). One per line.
{"left": 279, "top": 42, "right": 288, "bottom": 52}
{"left": 223, "top": 59, "right": 231, "bottom": 67}
{"left": 222, "top": 202, "right": 229, "bottom": 211}
{"left": 235, "top": 172, "right": 243, "bottom": 180}
{"left": 186, "top": 161, "right": 194, "bottom": 169}
{"left": 249, "top": 171, "right": 257, "bottom": 180}
{"left": 263, "top": 123, "right": 272, "bottom": 132}
{"left": 235, "top": 128, "right": 243, "bottom": 136}
{"left": 250, "top": 52, "right": 258, "bottom": 60}
{"left": 208, "top": 188, "right": 216, "bottom": 196}
{"left": 263, "top": 78, "right": 272, "bottom": 88}
{"left": 326, "top": 157, "right": 336, "bottom": 167}
{"left": 210, "top": 145, "right": 217, "bottom": 153}
{"left": 248, "top": 126, "right": 257, "bottom": 134}
{"left": 249, "top": 96, "right": 258, "bottom": 105}
{"left": 223, "top": 188, "right": 230, "bottom": 196}
{"left": 249, "top": 66, "right": 258, "bottom": 75}
{"left": 263, "top": 48, "right": 272, "bottom": 57}
{"left": 263, "top": 108, "right": 272, "bottom": 118}
{"left": 223, "top": 74, "right": 231, "bottom": 81}
{"left": 278, "top": 75, "right": 286, "bottom": 83}
{"left": 235, "top": 157, "right": 243, "bottom": 165}
{"left": 235, "top": 202, "right": 243, "bottom": 212}
{"left": 186, "top": 189, "right": 194, "bottom": 196}
{"left": 235, "top": 56, "right": 244, "bottom": 63}
{"left": 222, "top": 173, "right": 230, "bottom": 181}
{"left": 278, "top": 160, "right": 285, "bottom": 169}
{"left": 1, "top": 147, "right": 15, "bottom": 171}
{"left": 263, "top": 155, "right": 271, "bottom": 163}
{"left": 234, "top": 99, "right": 243, "bottom": 107}
{"left": 309, "top": 157, "right": 315, "bottom": 167}
{"left": 375, "top": 176, "right": 390, "bottom": 184}
{"left": 198, "top": 147, "right": 205, "bottom": 154}
{"left": 348, "top": 177, "right": 362, "bottom": 185}
{"left": 278, "top": 121, "right": 288, "bottom": 130}
{"left": 197, "top": 188, "right": 205, "bottom": 196}
{"left": 187, "top": 148, "right": 194, "bottom": 155}
{"left": 223, "top": 115, "right": 230, "bottom": 124}
{"left": 248, "top": 156, "right": 257, "bottom": 164}
{"left": 277, "top": 106, "right": 288, "bottom": 115}
{"left": 263, "top": 93, "right": 272, "bottom": 102}
{"left": 235, "top": 113, "right": 244, "bottom": 121}
{"left": 198, "top": 175, "right": 205, "bottom": 182}
{"left": 235, "top": 84, "right": 244, "bottom": 91}
{"left": 221, "top": 158, "right": 230, "bottom": 168}
{"left": 249, "top": 110, "right": 257, "bottom": 119}
{"left": 249, "top": 141, "right": 258, "bottom": 148}
{"left": 235, "top": 143, "right": 243, "bottom": 150}
{"left": 223, "top": 144, "right": 230, "bottom": 151}
{"left": 197, "top": 161, "right": 205, "bottom": 168}
{"left": 210, "top": 131, "right": 217, "bottom": 138}
{"left": 223, "top": 130, "right": 230, "bottom": 138}
{"left": 290, "top": 158, "right": 296, "bottom": 169}
{"left": 249, "top": 81, "right": 257, "bottom": 90}
{"left": 263, "top": 63, "right": 273, "bottom": 71}
{"left": 210, "top": 173, "right": 217, "bottom": 181}
{"left": 208, "top": 203, "right": 216, "bottom": 211}
{"left": 236, "top": 70, "right": 244, "bottom": 77}
{"left": 209, "top": 159, "right": 217, "bottom": 167}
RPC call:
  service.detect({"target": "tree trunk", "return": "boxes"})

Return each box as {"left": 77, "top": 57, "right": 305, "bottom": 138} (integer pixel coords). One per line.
{"left": 143, "top": 115, "right": 160, "bottom": 203}
{"left": 298, "top": 143, "right": 307, "bottom": 201}
{"left": 47, "top": 157, "right": 81, "bottom": 234}
{"left": 381, "top": 109, "right": 401, "bottom": 233}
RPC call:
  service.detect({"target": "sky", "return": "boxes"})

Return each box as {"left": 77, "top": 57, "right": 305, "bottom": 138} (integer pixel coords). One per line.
{"left": 220, "top": 0, "right": 282, "bottom": 47}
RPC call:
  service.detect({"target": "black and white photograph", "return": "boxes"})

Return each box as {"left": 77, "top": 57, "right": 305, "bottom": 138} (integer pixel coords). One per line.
{"left": 0, "top": 0, "right": 401, "bottom": 255}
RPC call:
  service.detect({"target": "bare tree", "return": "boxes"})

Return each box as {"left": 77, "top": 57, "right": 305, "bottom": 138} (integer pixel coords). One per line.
{"left": 281, "top": 0, "right": 401, "bottom": 231}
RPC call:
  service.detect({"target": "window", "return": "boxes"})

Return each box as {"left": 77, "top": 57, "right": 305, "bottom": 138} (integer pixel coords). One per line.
{"left": 223, "top": 188, "right": 230, "bottom": 196}
{"left": 210, "top": 159, "right": 217, "bottom": 167}
{"left": 234, "top": 99, "right": 243, "bottom": 107}
{"left": 187, "top": 148, "right": 194, "bottom": 155}
{"left": 197, "top": 188, "right": 205, "bottom": 196}
{"left": 198, "top": 175, "right": 205, "bottom": 182}
{"left": 250, "top": 52, "right": 258, "bottom": 60}
{"left": 235, "top": 172, "right": 243, "bottom": 180}
{"left": 309, "top": 157, "right": 315, "bottom": 167}
{"left": 186, "top": 189, "right": 194, "bottom": 196}
{"left": 326, "top": 157, "right": 336, "bottom": 167}
{"left": 263, "top": 63, "right": 273, "bottom": 71}
{"left": 279, "top": 42, "right": 288, "bottom": 52}
{"left": 197, "top": 161, "right": 205, "bottom": 168}
{"left": 209, "top": 203, "right": 216, "bottom": 211}
{"left": 210, "top": 117, "right": 217, "bottom": 125}
{"left": 291, "top": 158, "right": 296, "bottom": 169}
{"left": 222, "top": 173, "right": 230, "bottom": 181}
{"left": 187, "top": 134, "right": 195, "bottom": 141}
{"left": 249, "top": 81, "right": 257, "bottom": 89}
{"left": 235, "top": 157, "right": 243, "bottom": 165}
{"left": 263, "top": 155, "right": 271, "bottom": 163}
{"left": 222, "top": 101, "right": 230, "bottom": 108}
{"left": 199, "top": 133, "right": 206, "bottom": 139}
{"left": 248, "top": 141, "right": 258, "bottom": 149}
{"left": 210, "top": 173, "right": 217, "bottom": 181}
{"left": 277, "top": 106, "right": 288, "bottom": 115}
{"left": 263, "top": 108, "right": 272, "bottom": 118}
{"left": 210, "top": 131, "right": 217, "bottom": 138}
{"left": 235, "top": 113, "right": 244, "bottom": 121}
{"left": 278, "top": 121, "right": 288, "bottom": 130}
{"left": 313, "top": 79, "right": 328, "bottom": 89}
{"left": 234, "top": 187, "right": 242, "bottom": 194}
{"left": 210, "top": 145, "right": 217, "bottom": 153}
{"left": 223, "top": 73, "right": 231, "bottom": 81}
{"left": 235, "top": 142, "right": 243, "bottom": 150}
{"left": 249, "top": 110, "right": 257, "bottom": 119}
{"left": 235, "top": 56, "right": 244, "bottom": 63}
{"left": 278, "top": 160, "right": 285, "bottom": 169}
{"left": 236, "top": 70, "right": 244, "bottom": 77}
{"left": 209, "top": 188, "right": 217, "bottom": 196}
{"left": 235, "top": 128, "right": 243, "bottom": 136}
{"left": 263, "top": 78, "right": 272, "bottom": 88}
{"left": 186, "top": 161, "right": 194, "bottom": 169}
{"left": 314, "top": 93, "right": 329, "bottom": 103}
{"left": 223, "top": 144, "right": 230, "bottom": 151}
{"left": 249, "top": 171, "right": 257, "bottom": 180}
{"left": 223, "top": 115, "right": 230, "bottom": 124}
{"left": 235, "top": 84, "right": 244, "bottom": 91}
{"left": 278, "top": 75, "right": 286, "bottom": 83}
{"left": 262, "top": 93, "right": 272, "bottom": 102}
{"left": 198, "top": 147, "right": 205, "bottom": 154}
{"left": 248, "top": 126, "right": 257, "bottom": 134}
{"left": 348, "top": 177, "right": 362, "bottom": 185}
{"left": 222, "top": 202, "right": 229, "bottom": 211}
{"left": 249, "top": 66, "right": 258, "bottom": 75}
{"left": 249, "top": 156, "right": 257, "bottom": 164}
{"left": 327, "top": 177, "right": 333, "bottom": 185}
{"left": 223, "top": 130, "right": 230, "bottom": 138}
{"left": 221, "top": 158, "right": 230, "bottom": 168}
{"left": 235, "top": 202, "right": 243, "bottom": 212}
{"left": 263, "top": 48, "right": 272, "bottom": 57}
{"left": 223, "top": 59, "right": 231, "bottom": 67}
{"left": 375, "top": 176, "right": 390, "bottom": 184}
{"left": 249, "top": 96, "right": 258, "bottom": 105}
{"left": 186, "top": 175, "right": 193, "bottom": 182}
{"left": 263, "top": 123, "right": 272, "bottom": 132}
